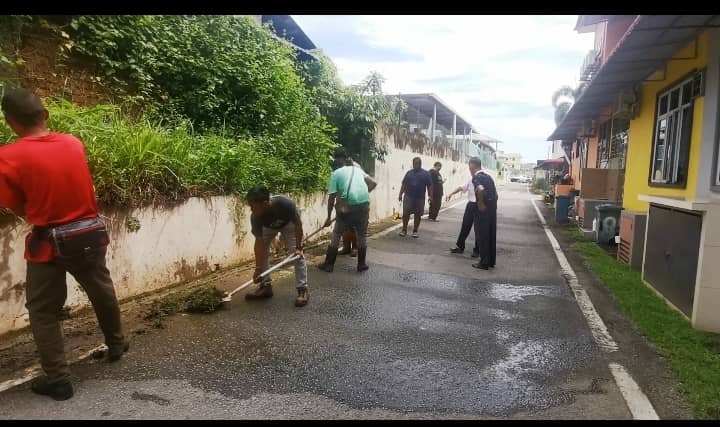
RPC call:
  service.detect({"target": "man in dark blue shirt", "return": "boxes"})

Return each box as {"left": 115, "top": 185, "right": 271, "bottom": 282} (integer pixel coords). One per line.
{"left": 469, "top": 156, "right": 498, "bottom": 270}
{"left": 398, "top": 157, "right": 433, "bottom": 238}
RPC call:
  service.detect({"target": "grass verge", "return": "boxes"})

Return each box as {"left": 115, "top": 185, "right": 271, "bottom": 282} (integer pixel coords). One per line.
{"left": 565, "top": 229, "right": 720, "bottom": 419}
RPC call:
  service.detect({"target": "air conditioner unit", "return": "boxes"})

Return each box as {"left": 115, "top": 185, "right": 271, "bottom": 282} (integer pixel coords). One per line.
{"left": 581, "top": 119, "right": 596, "bottom": 137}
{"left": 615, "top": 90, "right": 639, "bottom": 118}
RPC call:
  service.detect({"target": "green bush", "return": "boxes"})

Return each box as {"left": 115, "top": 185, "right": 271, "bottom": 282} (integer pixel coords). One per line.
{"left": 0, "top": 16, "right": 402, "bottom": 206}
{"left": 533, "top": 177, "right": 548, "bottom": 191}
{"left": 62, "top": 16, "right": 325, "bottom": 135}
{"left": 298, "top": 53, "right": 405, "bottom": 165}
{"left": 0, "top": 99, "right": 333, "bottom": 206}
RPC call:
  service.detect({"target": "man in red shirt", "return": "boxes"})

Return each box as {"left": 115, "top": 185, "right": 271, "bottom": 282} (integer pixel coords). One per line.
{"left": 0, "top": 88, "right": 127, "bottom": 401}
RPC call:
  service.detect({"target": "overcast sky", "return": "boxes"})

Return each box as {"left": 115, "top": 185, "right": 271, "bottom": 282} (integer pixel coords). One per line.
{"left": 293, "top": 15, "right": 594, "bottom": 163}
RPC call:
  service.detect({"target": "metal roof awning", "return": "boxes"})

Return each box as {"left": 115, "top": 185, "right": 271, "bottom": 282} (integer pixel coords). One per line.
{"left": 262, "top": 15, "right": 316, "bottom": 50}
{"left": 262, "top": 15, "right": 318, "bottom": 61}
{"left": 548, "top": 15, "right": 720, "bottom": 142}
{"left": 575, "top": 15, "right": 612, "bottom": 32}
{"left": 395, "top": 93, "right": 475, "bottom": 133}
{"left": 475, "top": 139, "right": 497, "bottom": 153}
{"left": 534, "top": 158, "right": 567, "bottom": 170}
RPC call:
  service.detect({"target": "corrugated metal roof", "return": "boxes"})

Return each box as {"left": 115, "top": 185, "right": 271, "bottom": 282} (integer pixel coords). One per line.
{"left": 548, "top": 15, "right": 720, "bottom": 142}
{"left": 534, "top": 158, "right": 567, "bottom": 170}
{"left": 395, "top": 93, "right": 475, "bottom": 132}
{"left": 575, "top": 15, "right": 612, "bottom": 32}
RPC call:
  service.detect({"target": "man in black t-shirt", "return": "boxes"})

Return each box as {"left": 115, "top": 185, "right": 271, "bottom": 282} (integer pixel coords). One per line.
{"left": 246, "top": 186, "right": 309, "bottom": 307}
{"left": 428, "top": 161, "right": 444, "bottom": 221}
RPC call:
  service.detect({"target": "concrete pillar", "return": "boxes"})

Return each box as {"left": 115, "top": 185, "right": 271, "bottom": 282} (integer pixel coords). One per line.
{"left": 432, "top": 103, "right": 437, "bottom": 144}
{"left": 452, "top": 114, "right": 457, "bottom": 152}
{"left": 469, "top": 127, "right": 473, "bottom": 156}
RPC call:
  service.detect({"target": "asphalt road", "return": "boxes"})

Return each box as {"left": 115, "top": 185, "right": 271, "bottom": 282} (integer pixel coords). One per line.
{"left": 0, "top": 183, "right": 633, "bottom": 419}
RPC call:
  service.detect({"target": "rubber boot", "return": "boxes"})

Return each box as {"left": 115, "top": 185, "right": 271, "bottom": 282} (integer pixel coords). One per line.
{"left": 357, "top": 247, "right": 369, "bottom": 272}
{"left": 318, "top": 247, "right": 339, "bottom": 272}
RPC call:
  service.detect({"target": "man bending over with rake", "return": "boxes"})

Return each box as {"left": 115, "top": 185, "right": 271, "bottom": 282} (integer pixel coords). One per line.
{"left": 245, "top": 186, "right": 309, "bottom": 307}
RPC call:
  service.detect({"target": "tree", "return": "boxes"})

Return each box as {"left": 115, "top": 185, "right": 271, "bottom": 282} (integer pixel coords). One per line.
{"left": 551, "top": 85, "right": 578, "bottom": 126}
{"left": 358, "top": 71, "right": 385, "bottom": 96}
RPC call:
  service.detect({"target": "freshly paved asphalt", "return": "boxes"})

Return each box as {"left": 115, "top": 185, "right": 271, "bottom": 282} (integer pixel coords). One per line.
{"left": 0, "top": 183, "right": 632, "bottom": 419}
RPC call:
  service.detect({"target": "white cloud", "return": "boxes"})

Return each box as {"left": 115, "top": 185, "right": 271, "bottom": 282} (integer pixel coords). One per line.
{"left": 293, "top": 15, "right": 594, "bottom": 162}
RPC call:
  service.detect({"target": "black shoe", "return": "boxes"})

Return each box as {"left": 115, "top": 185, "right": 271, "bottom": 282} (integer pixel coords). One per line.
{"left": 318, "top": 247, "right": 339, "bottom": 272}
{"left": 108, "top": 340, "right": 130, "bottom": 362}
{"left": 450, "top": 247, "right": 464, "bottom": 254}
{"left": 295, "top": 288, "right": 309, "bottom": 307}
{"left": 31, "top": 376, "right": 74, "bottom": 401}
{"left": 472, "top": 262, "right": 490, "bottom": 270}
{"left": 357, "top": 248, "right": 369, "bottom": 272}
{"left": 471, "top": 250, "right": 480, "bottom": 258}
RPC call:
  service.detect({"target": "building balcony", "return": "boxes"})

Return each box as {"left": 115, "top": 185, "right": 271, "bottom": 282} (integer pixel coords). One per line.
{"left": 579, "top": 49, "right": 602, "bottom": 82}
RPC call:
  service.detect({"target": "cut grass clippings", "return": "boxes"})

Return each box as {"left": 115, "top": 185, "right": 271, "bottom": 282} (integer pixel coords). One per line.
{"left": 145, "top": 285, "right": 226, "bottom": 328}
{"left": 566, "top": 231, "right": 720, "bottom": 419}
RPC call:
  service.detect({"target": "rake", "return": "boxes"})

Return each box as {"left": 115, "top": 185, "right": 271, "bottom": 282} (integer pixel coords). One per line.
{"left": 221, "top": 219, "right": 335, "bottom": 302}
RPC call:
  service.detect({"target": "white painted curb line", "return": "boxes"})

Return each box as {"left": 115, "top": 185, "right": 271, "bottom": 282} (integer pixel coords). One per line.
{"left": 0, "top": 344, "right": 107, "bottom": 393}
{"left": 529, "top": 195, "right": 658, "bottom": 420}
{"left": 610, "top": 363, "right": 660, "bottom": 420}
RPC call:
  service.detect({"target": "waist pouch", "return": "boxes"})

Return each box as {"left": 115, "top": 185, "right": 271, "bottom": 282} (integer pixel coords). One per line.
{"left": 50, "top": 217, "right": 110, "bottom": 258}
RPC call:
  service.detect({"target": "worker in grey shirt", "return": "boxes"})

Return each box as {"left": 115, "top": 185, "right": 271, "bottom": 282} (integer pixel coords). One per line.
{"left": 245, "top": 186, "right": 309, "bottom": 307}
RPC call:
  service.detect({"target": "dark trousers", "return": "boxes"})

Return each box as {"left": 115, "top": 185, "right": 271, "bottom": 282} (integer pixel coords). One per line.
{"left": 26, "top": 248, "right": 124, "bottom": 383}
{"left": 428, "top": 194, "right": 443, "bottom": 220}
{"left": 456, "top": 202, "right": 479, "bottom": 252}
{"left": 473, "top": 205, "right": 497, "bottom": 267}
{"left": 331, "top": 203, "right": 370, "bottom": 250}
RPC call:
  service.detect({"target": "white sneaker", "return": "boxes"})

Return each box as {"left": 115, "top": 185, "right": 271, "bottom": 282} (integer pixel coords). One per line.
{"left": 412, "top": 231, "right": 419, "bottom": 238}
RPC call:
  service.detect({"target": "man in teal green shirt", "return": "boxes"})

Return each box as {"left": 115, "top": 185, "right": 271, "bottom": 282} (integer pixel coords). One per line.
{"left": 319, "top": 151, "right": 377, "bottom": 273}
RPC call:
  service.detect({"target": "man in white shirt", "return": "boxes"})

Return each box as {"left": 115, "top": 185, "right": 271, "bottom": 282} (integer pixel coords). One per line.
{"left": 445, "top": 177, "right": 479, "bottom": 258}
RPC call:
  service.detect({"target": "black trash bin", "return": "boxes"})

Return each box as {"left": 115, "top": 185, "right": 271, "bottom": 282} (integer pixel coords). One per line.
{"left": 594, "top": 204, "right": 621, "bottom": 244}
{"left": 555, "top": 195, "right": 570, "bottom": 224}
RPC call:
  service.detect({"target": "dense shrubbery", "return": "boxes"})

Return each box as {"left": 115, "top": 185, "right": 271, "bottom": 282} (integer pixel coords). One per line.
{"left": 0, "top": 15, "right": 404, "bottom": 206}
{"left": 0, "top": 100, "right": 332, "bottom": 206}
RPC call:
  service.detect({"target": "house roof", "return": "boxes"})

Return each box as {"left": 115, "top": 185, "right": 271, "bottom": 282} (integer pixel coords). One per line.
{"left": 394, "top": 93, "right": 476, "bottom": 134}
{"left": 549, "top": 15, "right": 720, "bottom": 142}
{"left": 262, "top": 15, "right": 318, "bottom": 61}
{"left": 534, "top": 158, "right": 567, "bottom": 170}
{"left": 574, "top": 15, "right": 612, "bottom": 33}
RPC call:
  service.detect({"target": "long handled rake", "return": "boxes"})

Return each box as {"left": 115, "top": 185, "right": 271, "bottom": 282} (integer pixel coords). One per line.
{"left": 221, "top": 218, "right": 335, "bottom": 302}
{"left": 222, "top": 253, "right": 300, "bottom": 302}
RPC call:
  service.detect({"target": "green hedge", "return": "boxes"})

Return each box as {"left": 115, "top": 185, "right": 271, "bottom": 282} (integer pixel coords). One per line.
{"left": 0, "top": 100, "right": 333, "bottom": 206}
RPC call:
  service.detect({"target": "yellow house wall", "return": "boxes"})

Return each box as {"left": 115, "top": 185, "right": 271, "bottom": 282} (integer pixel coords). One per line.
{"left": 623, "top": 31, "right": 708, "bottom": 212}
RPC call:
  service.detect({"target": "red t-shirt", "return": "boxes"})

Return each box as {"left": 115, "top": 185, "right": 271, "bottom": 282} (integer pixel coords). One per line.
{"left": 0, "top": 132, "right": 99, "bottom": 262}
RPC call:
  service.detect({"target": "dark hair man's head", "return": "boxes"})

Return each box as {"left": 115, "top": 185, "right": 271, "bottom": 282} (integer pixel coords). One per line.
{"left": 331, "top": 158, "right": 345, "bottom": 171}
{"left": 334, "top": 146, "right": 348, "bottom": 160}
{"left": 468, "top": 157, "right": 483, "bottom": 174}
{"left": 333, "top": 146, "right": 354, "bottom": 168}
{"left": 433, "top": 161, "right": 442, "bottom": 171}
{"left": 1, "top": 88, "right": 49, "bottom": 137}
{"left": 412, "top": 157, "right": 422, "bottom": 170}
{"left": 246, "top": 186, "right": 271, "bottom": 214}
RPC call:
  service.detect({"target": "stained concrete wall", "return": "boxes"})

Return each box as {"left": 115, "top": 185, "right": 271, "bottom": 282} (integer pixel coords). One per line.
{"left": 0, "top": 125, "right": 491, "bottom": 336}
